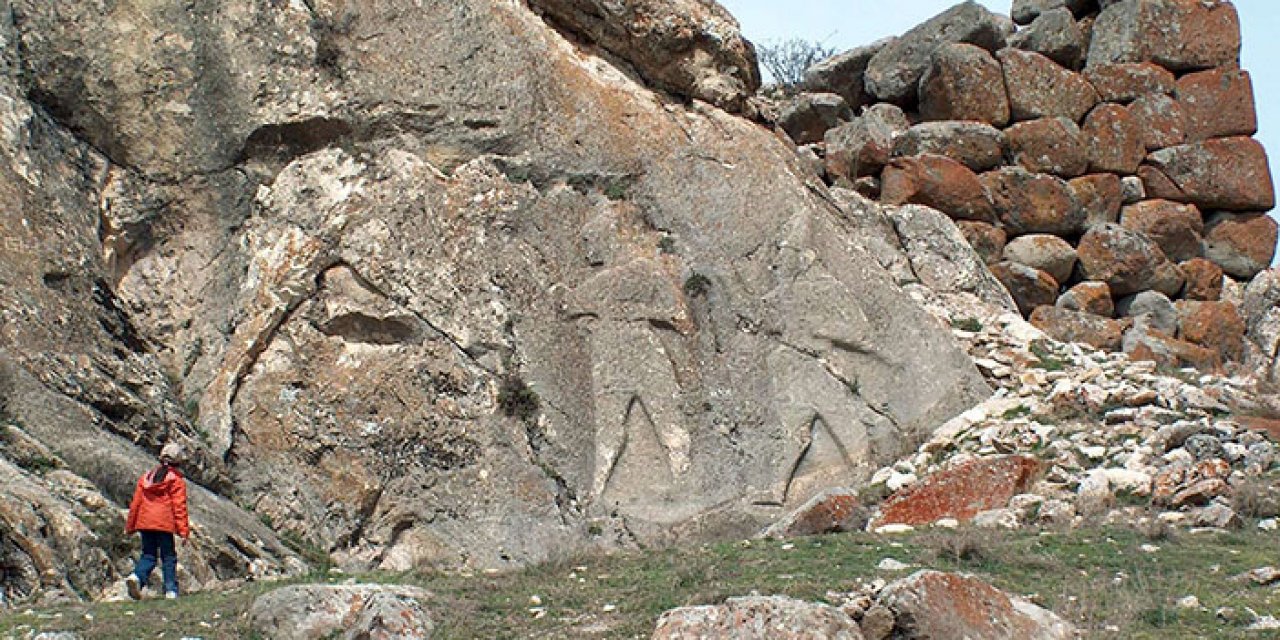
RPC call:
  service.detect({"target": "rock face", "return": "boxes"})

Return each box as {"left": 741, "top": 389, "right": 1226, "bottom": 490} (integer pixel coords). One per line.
{"left": 0, "top": 0, "right": 996, "bottom": 602}
{"left": 250, "top": 584, "right": 434, "bottom": 640}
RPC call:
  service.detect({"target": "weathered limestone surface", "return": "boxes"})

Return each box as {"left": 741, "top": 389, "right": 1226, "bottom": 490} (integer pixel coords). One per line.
{"left": 0, "top": 0, "right": 991, "bottom": 602}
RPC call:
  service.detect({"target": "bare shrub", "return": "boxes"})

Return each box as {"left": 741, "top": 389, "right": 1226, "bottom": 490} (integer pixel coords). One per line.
{"left": 757, "top": 38, "right": 838, "bottom": 93}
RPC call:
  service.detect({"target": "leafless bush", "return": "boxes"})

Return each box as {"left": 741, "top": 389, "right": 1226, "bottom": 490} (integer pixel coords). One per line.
{"left": 757, "top": 38, "right": 838, "bottom": 93}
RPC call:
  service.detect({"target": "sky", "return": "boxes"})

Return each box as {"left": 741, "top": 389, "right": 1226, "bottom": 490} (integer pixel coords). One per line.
{"left": 719, "top": 0, "right": 1280, "bottom": 257}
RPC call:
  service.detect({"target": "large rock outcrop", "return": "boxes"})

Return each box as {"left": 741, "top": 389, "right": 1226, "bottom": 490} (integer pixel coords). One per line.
{"left": 0, "top": 0, "right": 989, "bottom": 602}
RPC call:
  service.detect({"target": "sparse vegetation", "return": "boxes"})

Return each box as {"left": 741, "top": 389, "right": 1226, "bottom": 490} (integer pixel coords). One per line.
{"left": 497, "top": 376, "right": 541, "bottom": 422}
{"left": 950, "top": 317, "right": 983, "bottom": 333}
{"left": 683, "top": 273, "right": 712, "bottom": 297}
{"left": 1001, "top": 404, "right": 1031, "bottom": 420}
{"left": 657, "top": 235, "right": 676, "bottom": 255}
{"left": 757, "top": 38, "right": 838, "bottom": 93}
{"left": 3, "top": 526, "right": 1278, "bottom": 639}
{"left": 1029, "top": 339, "right": 1069, "bottom": 372}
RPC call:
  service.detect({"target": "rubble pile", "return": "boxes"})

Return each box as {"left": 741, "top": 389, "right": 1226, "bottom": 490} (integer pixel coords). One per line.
{"left": 776, "top": 0, "right": 1278, "bottom": 372}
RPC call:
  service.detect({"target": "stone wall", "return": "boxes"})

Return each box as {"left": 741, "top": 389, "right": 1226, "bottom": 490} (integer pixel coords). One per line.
{"left": 781, "top": 0, "right": 1277, "bottom": 371}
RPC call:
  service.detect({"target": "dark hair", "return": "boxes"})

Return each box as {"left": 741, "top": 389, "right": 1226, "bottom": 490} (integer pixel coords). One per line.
{"left": 149, "top": 463, "right": 175, "bottom": 483}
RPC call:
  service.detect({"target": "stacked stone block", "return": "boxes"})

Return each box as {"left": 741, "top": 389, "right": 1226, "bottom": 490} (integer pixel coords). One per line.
{"left": 779, "top": 0, "right": 1277, "bottom": 371}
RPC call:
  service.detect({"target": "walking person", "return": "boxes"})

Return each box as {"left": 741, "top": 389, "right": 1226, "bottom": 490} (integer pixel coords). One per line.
{"left": 124, "top": 442, "right": 191, "bottom": 600}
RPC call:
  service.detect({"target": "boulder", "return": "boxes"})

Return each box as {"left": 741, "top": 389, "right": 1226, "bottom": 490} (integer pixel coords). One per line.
{"left": 991, "top": 262, "right": 1060, "bottom": 316}
{"left": 1242, "top": 269, "right": 1280, "bottom": 383}
{"left": 982, "top": 168, "right": 1086, "bottom": 235}
{"left": 1175, "top": 68, "right": 1256, "bottom": 142}
{"left": 1009, "top": 8, "right": 1084, "bottom": 68}
{"left": 918, "top": 43, "right": 1010, "bottom": 126}
{"left": 778, "top": 93, "right": 853, "bottom": 145}
{"left": 1082, "top": 103, "right": 1145, "bottom": 175}
{"left": 1057, "top": 281, "right": 1115, "bottom": 317}
{"left": 1129, "top": 94, "right": 1187, "bottom": 152}
{"left": 1068, "top": 173, "right": 1123, "bottom": 229}
{"left": 878, "top": 571, "right": 1076, "bottom": 640}
{"left": 958, "top": 221, "right": 1008, "bottom": 266}
{"left": 526, "top": 0, "right": 761, "bottom": 111}
{"left": 1031, "top": 306, "right": 1126, "bottom": 350}
{"left": 250, "top": 584, "right": 434, "bottom": 640}
{"left": 1083, "top": 62, "right": 1175, "bottom": 103}
{"left": 804, "top": 39, "right": 895, "bottom": 110}
{"left": 1116, "top": 291, "right": 1178, "bottom": 336}
{"left": 1202, "top": 212, "right": 1279, "bottom": 280}
{"left": 881, "top": 155, "right": 996, "bottom": 222}
{"left": 1012, "top": 0, "right": 1093, "bottom": 25}
{"left": 998, "top": 48, "right": 1099, "bottom": 123}
{"left": 865, "top": 2, "right": 1013, "bottom": 104}
{"left": 762, "top": 488, "right": 868, "bottom": 538}
{"left": 1176, "top": 300, "right": 1246, "bottom": 362}
{"left": 1141, "top": 137, "right": 1276, "bottom": 211}
{"left": 1087, "top": 0, "right": 1241, "bottom": 72}
{"left": 1077, "top": 224, "right": 1180, "bottom": 297}
{"left": 1119, "top": 199, "right": 1204, "bottom": 263}
{"left": 1124, "top": 323, "right": 1223, "bottom": 371}
{"left": 892, "top": 121, "right": 1006, "bottom": 172}
{"left": 1179, "top": 258, "right": 1224, "bottom": 302}
{"left": 1003, "top": 234, "right": 1078, "bottom": 284}
{"left": 653, "top": 596, "right": 865, "bottom": 639}
{"left": 825, "top": 104, "right": 911, "bottom": 179}
{"left": 1004, "top": 117, "right": 1088, "bottom": 177}
{"left": 884, "top": 205, "right": 1019, "bottom": 311}
{"left": 874, "top": 456, "right": 1042, "bottom": 527}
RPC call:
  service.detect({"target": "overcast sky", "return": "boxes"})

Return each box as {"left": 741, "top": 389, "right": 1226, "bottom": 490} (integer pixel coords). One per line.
{"left": 719, "top": 0, "right": 1280, "bottom": 247}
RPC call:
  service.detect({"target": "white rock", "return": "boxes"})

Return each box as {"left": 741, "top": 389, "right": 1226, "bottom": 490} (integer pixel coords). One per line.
{"left": 1258, "top": 519, "right": 1278, "bottom": 532}
{"left": 877, "top": 558, "right": 913, "bottom": 572}
{"left": 886, "top": 472, "right": 918, "bottom": 492}
{"left": 933, "top": 518, "right": 960, "bottom": 529}
{"left": 1100, "top": 469, "right": 1151, "bottom": 495}
{"left": 1177, "top": 595, "right": 1201, "bottom": 609}
{"left": 874, "top": 524, "right": 916, "bottom": 535}
{"left": 972, "top": 508, "right": 1020, "bottom": 529}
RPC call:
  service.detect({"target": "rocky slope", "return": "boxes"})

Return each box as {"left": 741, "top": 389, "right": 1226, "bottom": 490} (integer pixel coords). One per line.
{"left": 0, "top": 0, "right": 990, "bottom": 606}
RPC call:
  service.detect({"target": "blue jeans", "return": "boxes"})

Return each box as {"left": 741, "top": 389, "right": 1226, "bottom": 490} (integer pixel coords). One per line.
{"left": 132, "top": 531, "right": 178, "bottom": 595}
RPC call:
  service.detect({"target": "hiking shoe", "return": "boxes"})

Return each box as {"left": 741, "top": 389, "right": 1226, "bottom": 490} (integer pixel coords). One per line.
{"left": 165, "top": 591, "right": 178, "bottom": 600}
{"left": 124, "top": 575, "right": 142, "bottom": 601}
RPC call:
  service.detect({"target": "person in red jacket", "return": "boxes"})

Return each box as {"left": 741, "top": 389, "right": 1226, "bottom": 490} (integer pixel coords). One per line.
{"left": 124, "top": 442, "right": 190, "bottom": 600}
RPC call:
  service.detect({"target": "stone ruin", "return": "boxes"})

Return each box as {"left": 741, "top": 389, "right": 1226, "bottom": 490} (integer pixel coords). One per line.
{"left": 776, "top": 0, "right": 1277, "bottom": 373}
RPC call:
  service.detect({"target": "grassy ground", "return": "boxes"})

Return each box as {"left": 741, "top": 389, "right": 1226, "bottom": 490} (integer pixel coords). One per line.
{"left": 2, "top": 525, "right": 1277, "bottom": 639}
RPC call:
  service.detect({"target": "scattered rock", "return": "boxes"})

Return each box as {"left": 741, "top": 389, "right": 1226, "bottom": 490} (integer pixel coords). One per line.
{"left": 1176, "top": 300, "right": 1246, "bottom": 363}
{"left": 653, "top": 596, "right": 864, "bottom": 639}
{"left": 874, "top": 456, "right": 1042, "bottom": 527}
{"left": 250, "top": 584, "right": 434, "bottom": 640}
{"left": 763, "top": 489, "right": 868, "bottom": 538}
{"left": 1119, "top": 176, "right": 1146, "bottom": 205}
{"left": 878, "top": 571, "right": 1076, "bottom": 639}
{"left": 1012, "top": 0, "right": 1092, "bottom": 26}
{"left": 1031, "top": 306, "right": 1126, "bottom": 350}
{"left": 1116, "top": 291, "right": 1178, "bottom": 336}
{"left": 1179, "top": 258, "right": 1224, "bottom": 302}
{"left": 958, "top": 221, "right": 1008, "bottom": 266}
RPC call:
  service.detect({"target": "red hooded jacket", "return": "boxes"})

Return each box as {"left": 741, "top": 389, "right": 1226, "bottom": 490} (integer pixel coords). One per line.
{"left": 125, "top": 464, "right": 190, "bottom": 538}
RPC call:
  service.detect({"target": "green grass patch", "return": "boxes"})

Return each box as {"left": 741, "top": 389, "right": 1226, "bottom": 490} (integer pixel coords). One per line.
{"left": 2, "top": 526, "right": 1277, "bottom": 639}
